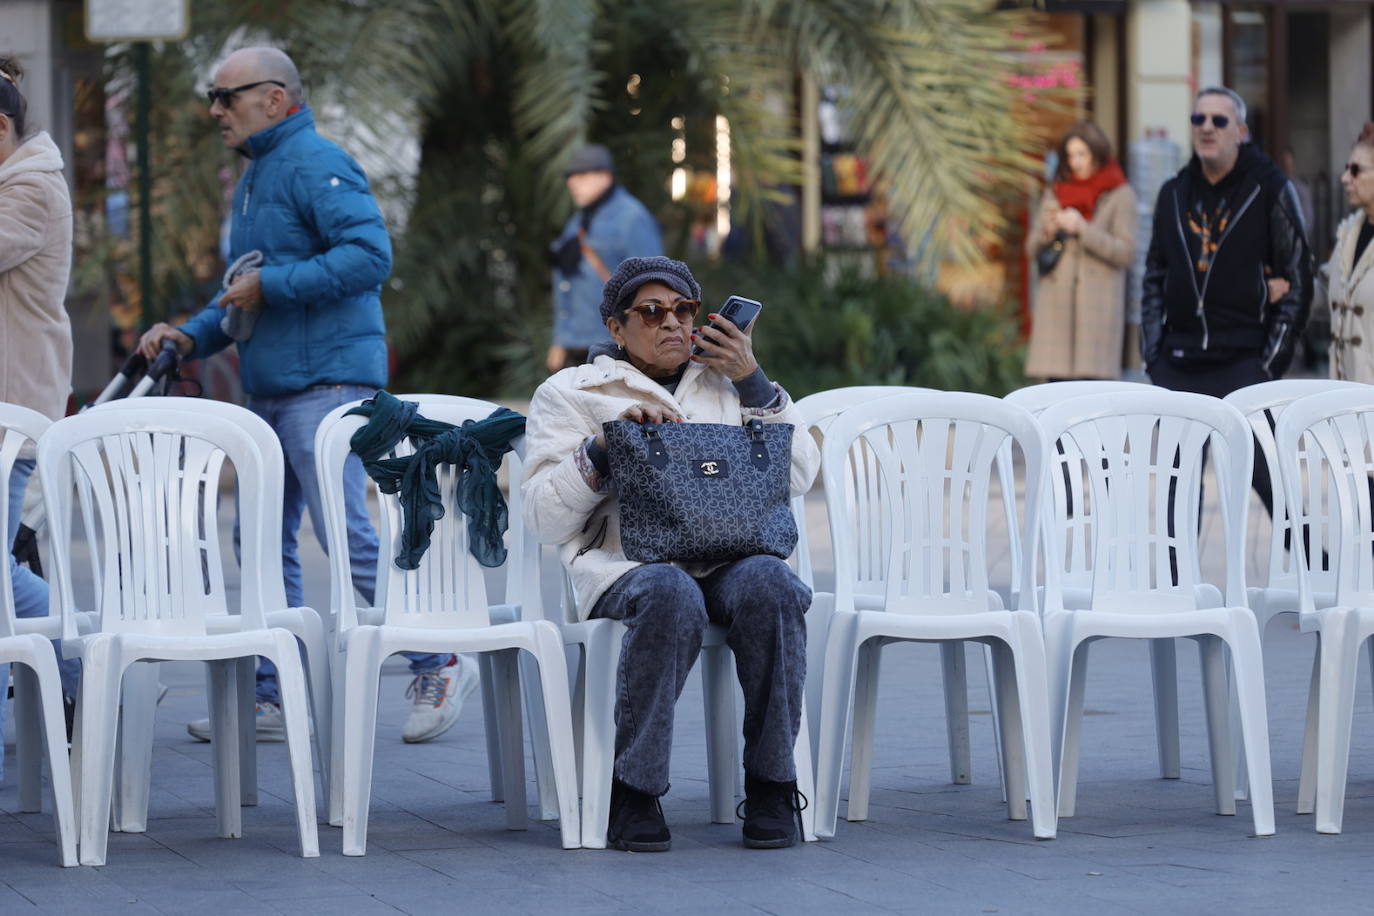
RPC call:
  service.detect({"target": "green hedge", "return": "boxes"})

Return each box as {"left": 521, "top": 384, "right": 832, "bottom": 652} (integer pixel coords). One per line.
{"left": 690, "top": 259, "right": 1026, "bottom": 399}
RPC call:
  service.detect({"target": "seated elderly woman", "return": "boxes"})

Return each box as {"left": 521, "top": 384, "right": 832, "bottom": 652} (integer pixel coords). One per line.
{"left": 522, "top": 256, "right": 819, "bottom": 851}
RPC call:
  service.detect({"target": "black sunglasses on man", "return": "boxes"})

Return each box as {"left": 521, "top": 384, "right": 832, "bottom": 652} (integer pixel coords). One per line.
{"left": 206, "top": 80, "right": 285, "bottom": 108}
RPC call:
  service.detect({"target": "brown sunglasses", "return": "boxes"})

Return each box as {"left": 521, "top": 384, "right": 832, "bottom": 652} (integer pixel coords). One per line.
{"left": 626, "top": 298, "right": 701, "bottom": 327}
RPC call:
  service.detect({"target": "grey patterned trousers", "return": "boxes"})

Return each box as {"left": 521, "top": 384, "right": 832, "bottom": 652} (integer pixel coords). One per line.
{"left": 590, "top": 555, "right": 811, "bottom": 796}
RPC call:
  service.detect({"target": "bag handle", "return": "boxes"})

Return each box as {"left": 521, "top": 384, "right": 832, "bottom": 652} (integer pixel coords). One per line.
{"left": 747, "top": 418, "right": 771, "bottom": 470}
{"left": 641, "top": 422, "right": 670, "bottom": 469}
{"left": 639, "top": 419, "right": 772, "bottom": 471}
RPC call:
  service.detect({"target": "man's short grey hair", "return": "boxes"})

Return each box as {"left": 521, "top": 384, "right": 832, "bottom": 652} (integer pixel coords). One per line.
{"left": 245, "top": 47, "right": 303, "bottom": 106}
{"left": 1196, "top": 86, "right": 1247, "bottom": 126}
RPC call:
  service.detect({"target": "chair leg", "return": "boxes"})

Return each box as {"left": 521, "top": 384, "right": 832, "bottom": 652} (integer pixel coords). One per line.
{"left": 983, "top": 643, "right": 1008, "bottom": 803}
{"left": 846, "top": 638, "right": 882, "bottom": 822}
{"left": 580, "top": 624, "right": 622, "bottom": 849}
{"left": 1223, "top": 612, "right": 1274, "bottom": 837}
{"left": 814, "top": 611, "right": 859, "bottom": 838}
{"left": 1057, "top": 637, "right": 1090, "bottom": 819}
{"left": 1197, "top": 634, "right": 1236, "bottom": 816}
{"left": 13, "top": 659, "right": 42, "bottom": 813}
{"left": 804, "top": 592, "right": 835, "bottom": 766}
{"left": 235, "top": 657, "right": 257, "bottom": 807}
{"left": 1297, "top": 640, "right": 1320, "bottom": 816}
{"left": 113, "top": 661, "right": 159, "bottom": 832}
{"left": 1150, "top": 638, "right": 1180, "bottom": 780}
{"left": 527, "top": 622, "right": 582, "bottom": 849}
{"left": 491, "top": 649, "right": 528, "bottom": 830}
{"left": 1006, "top": 617, "right": 1057, "bottom": 840}
{"left": 77, "top": 637, "right": 124, "bottom": 866}
{"left": 940, "top": 641, "right": 972, "bottom": 785}
{"left": 328, "top": 644, "right": 348, "bottom": 827}
{"left": 342, "top": 631, "right": 384, "bottom": 856}
{"left": 992, "top": 641, "right": 1028, "bottom": 822}
{"left": 268, "top": 632, "right": 320, "bottom": 857}
{"left": 477, "top": 652, "right": 504, "bottom": 803}
{"left": 23, "top": 641, "right": 78, "bottom": 866}
{"left": 702, "top": 641, "right": 737, "bottom": 825}
{"left": 794, "top": 702, "right": 818, "bottom": 842}
{"left": 1228, "top": 642, "right": 1251, "bottom": 802}
{"left": 571, "top": 644, "right": 587, "bottom": 788}
{"left": 207, "top": 659, "right": 243, "bottom": 839}
{"left": 1315, "top": 614, "right": 1361, "bottom": 835}
{"left": 519, "top": 650, "right": 559, "bottom": 820}
{"left": 296, "top": 612, "right": 333, "bottom": 813}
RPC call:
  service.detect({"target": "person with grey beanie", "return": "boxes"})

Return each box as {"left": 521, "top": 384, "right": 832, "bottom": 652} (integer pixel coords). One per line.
{"left": 547, "top": 144, "right": 663, "bottom": 372}
{"left": 522, "top": 255, "right": 819, "bottom": 851}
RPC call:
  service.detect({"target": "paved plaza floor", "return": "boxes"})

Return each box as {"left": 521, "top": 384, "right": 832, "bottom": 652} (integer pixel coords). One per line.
{"left": 4, "top": 485, "right": 1374, "bottom": 915}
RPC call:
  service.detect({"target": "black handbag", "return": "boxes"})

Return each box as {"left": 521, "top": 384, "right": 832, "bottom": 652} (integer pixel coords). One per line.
{"left": 603, "top": 417, "right": 799, "bottom": 564}
{"left": 1036, "top": 231, "right": 1068, "bottom": 276}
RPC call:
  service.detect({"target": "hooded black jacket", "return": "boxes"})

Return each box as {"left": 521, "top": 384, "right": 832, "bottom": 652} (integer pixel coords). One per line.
{"left": 1141, "top": 144, "right": 1313, "bottom": 376}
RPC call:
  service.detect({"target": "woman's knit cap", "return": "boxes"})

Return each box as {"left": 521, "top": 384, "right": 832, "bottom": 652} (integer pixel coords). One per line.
{"left": 600, "top": 256, "right": 702, "bottom": 322}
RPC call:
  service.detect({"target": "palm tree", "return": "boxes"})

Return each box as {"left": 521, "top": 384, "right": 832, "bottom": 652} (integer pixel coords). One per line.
{"left": 110, "top": 1, "right": 1059, "bottom": 395}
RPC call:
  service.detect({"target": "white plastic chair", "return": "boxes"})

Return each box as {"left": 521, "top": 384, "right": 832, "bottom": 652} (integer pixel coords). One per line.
{"left": 0, "top": 403, "right": 77, "bottom": 866}
{"left": 82, "top": 396, "right": 334, "bottom": 834}
{"left": 1005, "top": 380, "right": 1187, "bottom": 782}
{"left": 1273, "top": 386, "right": 1374, "bottom": 833}
{"left": 1036, "top": 389, "right": 1274, "bottom": 836}
{"left": 796, "top": 386, "right": 1005, "bottom": 790}
{"left": 315, "top": 395, "right": 580, "bottom": 854}
{"left": 1222, "top": 379, "right": 1366, "bottom": 802}
{"left": 813, "top": 391, "right": 1057, "bottom": 839}
{"left": 39, "top": 401, "right": 318, "bottom": 865}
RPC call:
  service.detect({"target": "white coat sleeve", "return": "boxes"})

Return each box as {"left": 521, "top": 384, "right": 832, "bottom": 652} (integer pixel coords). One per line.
{"left": 521, "top": 380, "right": 611, "bottom": 545}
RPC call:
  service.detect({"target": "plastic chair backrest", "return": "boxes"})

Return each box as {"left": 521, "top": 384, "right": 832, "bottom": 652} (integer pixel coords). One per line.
{"left": 792, "top": 387, "right": 927, "bottom": 590}
{"left": 821, "top": 391, "right": 1046, "bottom": 616}
{"left": 86, "top": 397, "right": 286, "bottom": 615}
{"left": 1036, "top": 390, "right": 1252, "bottom": 614}
{"left": 1274, "top": 387, "right": 1374, "bottom": 613}
{"left": 316, "top": 394, "right": 533, "bottom": 632}
{"left": 0, "top": 403, "right": 51, "bottom": 639}
{"left": 37, "top": 402, "right": 284, "bottom": 639}
{"left": 1223, "top": 379, "right": 1366, "bottom": 594}
{"left": 1005, "top": 381, "right": 1156, "bottom": 592}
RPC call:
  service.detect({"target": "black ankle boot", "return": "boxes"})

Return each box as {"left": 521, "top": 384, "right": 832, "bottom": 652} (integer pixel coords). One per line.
{"left": 739, "top": 773, "right": 807, "bottom": 849}
{"left": 608, "top": 778, "right": 671, "bottom": 852}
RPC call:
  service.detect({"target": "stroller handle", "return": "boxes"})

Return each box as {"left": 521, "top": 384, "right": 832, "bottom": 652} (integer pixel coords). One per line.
{"left": 127, "top": 340, "right": 181, "bottom": 399}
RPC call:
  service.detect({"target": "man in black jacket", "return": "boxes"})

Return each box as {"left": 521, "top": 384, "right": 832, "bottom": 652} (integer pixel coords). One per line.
{"left": 1142, "top": 86, "right": 1313, "bottom": 516}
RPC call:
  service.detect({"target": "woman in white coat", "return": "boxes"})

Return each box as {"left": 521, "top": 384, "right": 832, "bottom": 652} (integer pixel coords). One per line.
{"left": 0, "top": 55, "right": 77, "bottom": 781}
{"left": 1329, "top": 123, "right": 1374, "bottom": 383}
{"left": 522, "top": 256, "right": 818, "bottom": 852}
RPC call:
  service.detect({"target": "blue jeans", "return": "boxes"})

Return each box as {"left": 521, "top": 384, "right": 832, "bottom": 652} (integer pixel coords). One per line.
{"left": 2, "top": 459, "right": 80, "bottom": 782}
{"left": 591, "top": 556, "right": 810, "bottom": 796}
{"left": 244, "top": 385, "right": 449, "bottom": 703}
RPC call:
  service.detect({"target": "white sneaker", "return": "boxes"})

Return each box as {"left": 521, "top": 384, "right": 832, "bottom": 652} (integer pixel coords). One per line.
{"left": 402, "top": 656, "right": 479, "bottom": 744}
{"left": 187, "top": 701, "right": 287, "bottom": 742}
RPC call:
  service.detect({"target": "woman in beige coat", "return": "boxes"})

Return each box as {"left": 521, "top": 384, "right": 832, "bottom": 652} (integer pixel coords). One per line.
{"left": 1024, "top": 121, "right": 1137, "bottom": 380}
{"left": 0, "top": 55, "right": 76, "bottom": 782}
{"left": 1329, "top": 123, "right": 1374, "bottom": 383}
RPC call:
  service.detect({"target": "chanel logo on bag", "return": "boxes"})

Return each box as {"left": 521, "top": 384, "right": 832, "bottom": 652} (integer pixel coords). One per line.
{"left": 693, "top": 459, "right": 730, "bottom": 479}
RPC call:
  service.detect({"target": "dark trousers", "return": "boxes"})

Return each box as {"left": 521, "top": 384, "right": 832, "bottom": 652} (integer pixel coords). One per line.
{"left": 1148, "top": 356, "right": 1275, "bottom": 518}
{"left": 589, "top": 556, "right": 811, "bottom": 796}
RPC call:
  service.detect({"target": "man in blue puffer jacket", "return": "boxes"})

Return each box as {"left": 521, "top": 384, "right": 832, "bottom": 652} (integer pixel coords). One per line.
{"left": 139, "top": 48, "right": 474, "bottom": 745}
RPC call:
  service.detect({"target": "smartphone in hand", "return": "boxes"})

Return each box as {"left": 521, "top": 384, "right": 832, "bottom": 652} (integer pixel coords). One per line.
{"left": 692, "top": 295, "right": 763, "bottom": 356}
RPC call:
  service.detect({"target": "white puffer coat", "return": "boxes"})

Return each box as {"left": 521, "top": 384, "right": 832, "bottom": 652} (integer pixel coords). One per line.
{"left": 521, "top": 354, "right": 819, "bottom": 620}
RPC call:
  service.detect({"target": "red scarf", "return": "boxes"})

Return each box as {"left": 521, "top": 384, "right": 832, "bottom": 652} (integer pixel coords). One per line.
{"left": 1053, "top": 160, "right": 1127, "bottom": 221}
